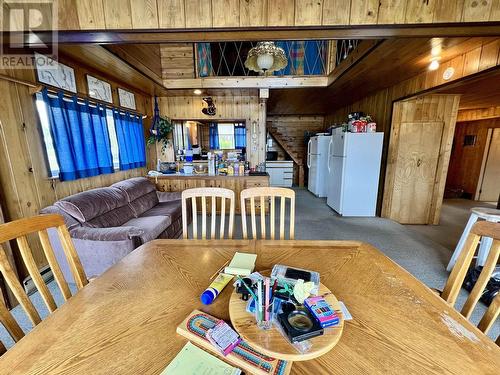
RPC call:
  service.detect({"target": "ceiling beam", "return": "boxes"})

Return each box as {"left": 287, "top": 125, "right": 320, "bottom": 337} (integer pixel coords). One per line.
{"left": 7, "top": 23, "right": 500, "bottom": 46}
{"left": 164, "top": 76, "right": 328, "bottom": 89}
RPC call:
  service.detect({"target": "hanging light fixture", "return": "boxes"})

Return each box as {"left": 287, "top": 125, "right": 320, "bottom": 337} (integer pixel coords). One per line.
{"left": 245, "top": 41, "right": 287, "bottom": 74}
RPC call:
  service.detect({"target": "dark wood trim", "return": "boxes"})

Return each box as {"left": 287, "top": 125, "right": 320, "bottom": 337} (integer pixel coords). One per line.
{"left": 8, "top": 23, "right": 500, "bottom": 46}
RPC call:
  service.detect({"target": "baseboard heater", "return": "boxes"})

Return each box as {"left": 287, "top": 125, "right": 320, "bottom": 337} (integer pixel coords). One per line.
{"left": 23, "top": 265, "right": 54, "bottom": 295}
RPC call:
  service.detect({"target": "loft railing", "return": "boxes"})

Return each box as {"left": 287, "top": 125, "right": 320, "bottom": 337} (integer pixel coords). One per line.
{"left": 336, "top": 40, "right": 360, "bottom": 66}
{"left": 196, "top": 41, "right": 347, "bottom": 78}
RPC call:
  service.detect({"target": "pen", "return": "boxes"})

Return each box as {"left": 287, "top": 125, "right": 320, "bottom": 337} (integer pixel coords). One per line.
{"left": 271, "top": 279, "right": 278, "bottom": 300}
{"left": 257, "top": 280, "right": 263, "bottom": 322}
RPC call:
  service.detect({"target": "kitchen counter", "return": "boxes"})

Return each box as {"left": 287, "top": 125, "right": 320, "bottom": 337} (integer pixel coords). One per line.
{"left": 147, "top": 173, "right": 269, "bottom": 214}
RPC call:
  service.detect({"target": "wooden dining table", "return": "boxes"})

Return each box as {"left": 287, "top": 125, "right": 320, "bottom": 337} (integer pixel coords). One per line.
{"left": 1, "top": 240, "right": 499, "bottom": 374}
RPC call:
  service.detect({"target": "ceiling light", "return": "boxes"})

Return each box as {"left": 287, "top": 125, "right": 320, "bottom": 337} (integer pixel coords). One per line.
{"left": 429, "top": 59, "right": 440, "bottom": 71}
{"left": 245, "top": 42, "right": 287, "bottom": 74}
{"left": 193, "top": 89, "right": 202, "bottom": 95}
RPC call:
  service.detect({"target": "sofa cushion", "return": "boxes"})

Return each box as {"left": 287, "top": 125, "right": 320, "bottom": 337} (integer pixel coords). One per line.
{"left": 157, "top": 191, "right": 182, "bottom": 202}
{"left": 40, "top": 205, "right": 81, "bottom": 230}
{"left": 112, "top": 177, "right": 159, "bottom": 217}
{"left": 140, "top": 201, "right": 182, "bottom": 221}
{"left": 86, "top": 205, "right": 136, "bottom": 228}
{"left": 55, "top": 187, "right": 129, "bottom": 223}
{"left": 129, "top": 190, "right": 159, "bottom": 217}
{"left": 112, "top": 177, "right": 156, "bottom": 202}
{"left": 122, "top": 215, "right": 171, "bottom": 243}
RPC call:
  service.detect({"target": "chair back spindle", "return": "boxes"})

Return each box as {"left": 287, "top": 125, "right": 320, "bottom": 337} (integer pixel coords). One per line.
{"left": 441, "top": 221, "right": 500, "bottom": 341}
{"left": 240, "top": 187, "right": 295, "bottom": 240}
{"left": 182, "top": 188, "right": 235, "bottom": 239}
{"left": 0, "top": 214, "right": 88, "bottom": 349}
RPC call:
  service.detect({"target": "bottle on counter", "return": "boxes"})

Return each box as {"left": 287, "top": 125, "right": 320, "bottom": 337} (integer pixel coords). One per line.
{"left": 234, "top": 162, "right": 239, "bottom": 176}
{"left": 239, "top": 162, "right": 245, "bottom": 176}
{"left": 227, "top": 163, "right": 234, "bottom": 176}
{"left": 208, "top": 152, "right": 215, "bottom": 176}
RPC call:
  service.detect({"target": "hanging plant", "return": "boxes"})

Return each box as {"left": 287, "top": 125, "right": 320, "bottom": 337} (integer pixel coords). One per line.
{"left": 147, "top": 115, "right": 174, "bottom": 153}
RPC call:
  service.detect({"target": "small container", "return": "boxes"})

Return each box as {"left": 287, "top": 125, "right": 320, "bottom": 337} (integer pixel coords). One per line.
{"left": 183, "top": 163, "right": 193, "bottom": 175}
{"left": 367, "top": 122, "right": 377, "bottom": 132}
{"left": 255, "top": 300, "right": 274, "bottom": 330}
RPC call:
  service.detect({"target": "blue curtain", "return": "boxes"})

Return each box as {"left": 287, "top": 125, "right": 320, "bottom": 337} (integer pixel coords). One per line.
{"left": 113, "top": 111, "right": 146, "bottom": 170}
{"left": 234, "top": 125, "right": 246, "bottom": 149}
{"left": 209, "top": 123, "right": 219, "bottom": 149}
{"left": 41, "top": 88, "right": 113, "bottom": 181}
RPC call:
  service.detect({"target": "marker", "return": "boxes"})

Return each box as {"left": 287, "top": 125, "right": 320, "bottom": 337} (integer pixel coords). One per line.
{"left": 257, "top": 280, "right": 263, "bottom": 322}
{"left": 264, "top": 278, "right": 270, "bottom": 321}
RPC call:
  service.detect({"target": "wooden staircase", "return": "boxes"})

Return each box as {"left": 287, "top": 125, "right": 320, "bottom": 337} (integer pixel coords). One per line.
{"left": 267, "top": 126, "right": 305, "bottom": 187}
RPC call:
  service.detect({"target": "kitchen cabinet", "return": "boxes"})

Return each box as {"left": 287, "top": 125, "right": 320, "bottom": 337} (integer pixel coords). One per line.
{"left": 266, "top": 161, "right": 293, "bottom": 187}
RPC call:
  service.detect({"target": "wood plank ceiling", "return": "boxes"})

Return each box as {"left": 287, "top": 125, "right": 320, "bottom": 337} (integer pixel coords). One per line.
{"left": 267, "top": 37, "right": 500, "bottom": 115}
{"left": 436, "top": 69, "right": 500, "bottom": 110}
{"left": 71, "top": 36, "right": 500, "bottom": 114}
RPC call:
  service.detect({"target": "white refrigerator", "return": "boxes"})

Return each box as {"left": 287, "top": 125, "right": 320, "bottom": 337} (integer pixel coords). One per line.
{"left": 307, "top": 135, "right": 331, "bottom": 197}
{"left": 327, "top": 132, "right": 384, "bottom": 216}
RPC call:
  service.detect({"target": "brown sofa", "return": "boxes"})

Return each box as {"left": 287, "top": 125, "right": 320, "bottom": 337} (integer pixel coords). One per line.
{"left": 41, "top": 177, "right": 189, "bottom": 281}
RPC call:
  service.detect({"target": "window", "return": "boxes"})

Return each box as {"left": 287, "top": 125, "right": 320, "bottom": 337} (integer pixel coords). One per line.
{"left": 217, "top": 123, "right": 235, "bottom": 149}
{"left": 105, "top": 109, "right": 121, "bottom": 170}
{"left": 35, "top": 90, "right": 143, "bottom": 181}
{"left": 35, "top": 95, "right": 60, "bottom": 177}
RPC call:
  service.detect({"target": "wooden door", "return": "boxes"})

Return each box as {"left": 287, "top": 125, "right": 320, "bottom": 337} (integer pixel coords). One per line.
{"left": 478, "top": 128, "right": 500, "bottom": 201}
{"left": 391, "top": 122, "right": 444, "bottom": 223}
{"left": 382, "top": 95, "right": 460, "bottom": 224}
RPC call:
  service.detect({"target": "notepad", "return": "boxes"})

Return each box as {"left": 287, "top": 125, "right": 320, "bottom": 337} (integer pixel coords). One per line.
{"left": 224, "top": 252, "right": 257, "bottom": 276}
{"left": 161, "top": 342, "right": 241, "bottom": 375}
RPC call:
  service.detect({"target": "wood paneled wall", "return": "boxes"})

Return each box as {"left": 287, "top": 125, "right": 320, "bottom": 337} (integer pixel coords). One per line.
{"left": 0, "top": 60, "right": 153, "bottom": 270}
{"left": 159, "top": 93, "right": 265, "bottom": 166}
{"left": 446, "top": 118, "right": 500, "bottom": 198}
{"left": 160, "top": 43, "right": 195, "bottom": 79}
{"left": 326, "top": 38, "right": 500, "bottom": 215}
{"left": 51, "top": 0, "right": 500, "bottom": 31}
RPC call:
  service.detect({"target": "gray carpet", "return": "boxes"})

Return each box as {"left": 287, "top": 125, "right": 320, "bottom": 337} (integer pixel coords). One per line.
{"left": 1, "top": 188, "right": 498, "bottom": 349}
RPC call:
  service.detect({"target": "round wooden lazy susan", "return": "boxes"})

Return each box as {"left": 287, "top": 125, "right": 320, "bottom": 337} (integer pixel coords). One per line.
{"left": 229, "top": 282, "right": 344, "bottom": 362}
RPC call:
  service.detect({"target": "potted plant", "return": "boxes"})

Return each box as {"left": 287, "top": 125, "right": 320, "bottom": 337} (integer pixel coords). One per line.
{"left": 147, "top": 115, "right": 174, "bottom": 153}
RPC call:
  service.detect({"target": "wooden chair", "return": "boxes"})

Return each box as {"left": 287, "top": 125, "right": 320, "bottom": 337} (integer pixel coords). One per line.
{"left": 240, "top": 187, "right": 295, "bottom": 240}
{"left": 181, "top": 187, "right": 235, "bottom": 239}
{"left": 0, "top": 214, "right": 88, "bottom": 348}
{"left": 441, "top": 221, "right": 500, "bottom": 340}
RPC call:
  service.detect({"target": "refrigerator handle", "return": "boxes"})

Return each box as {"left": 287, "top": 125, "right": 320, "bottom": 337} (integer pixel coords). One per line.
{"left": 306, "top": 139, "right": 312, "bottom": 168}
{"left": 327, "top": 139, "right": 332, "bottom": 172}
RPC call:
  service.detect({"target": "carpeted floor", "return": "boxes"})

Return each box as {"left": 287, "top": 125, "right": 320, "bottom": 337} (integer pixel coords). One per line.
{"left": 1, "top": 188, "right": 498, "bottom": 348}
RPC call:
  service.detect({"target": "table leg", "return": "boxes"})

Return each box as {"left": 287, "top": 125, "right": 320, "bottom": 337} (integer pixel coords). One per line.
{"left": 447, "top": 213, "right": 478, "bottom": 271}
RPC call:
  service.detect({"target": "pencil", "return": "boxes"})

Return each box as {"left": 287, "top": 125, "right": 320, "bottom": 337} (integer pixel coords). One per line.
{"left": 209, "top": 259, "right": 230, "bottom": 280}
